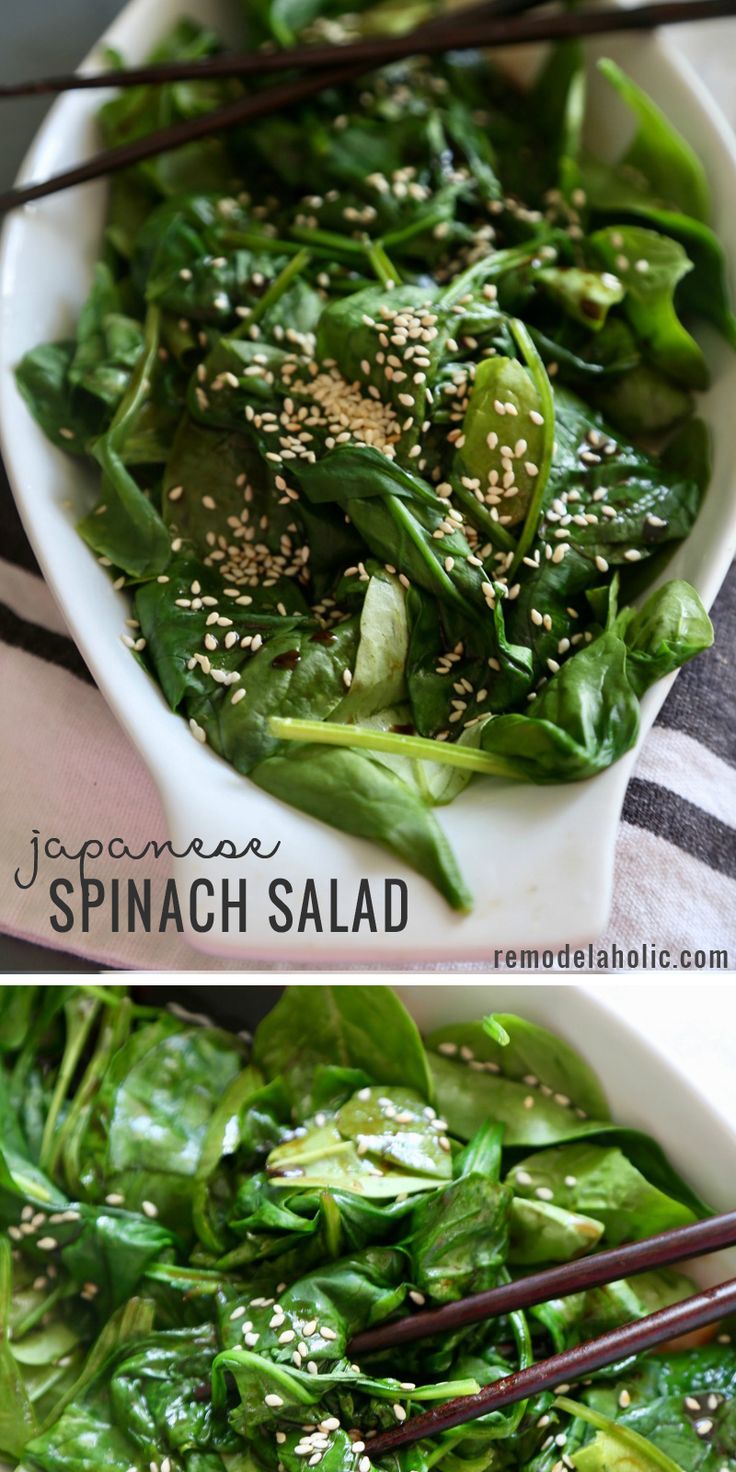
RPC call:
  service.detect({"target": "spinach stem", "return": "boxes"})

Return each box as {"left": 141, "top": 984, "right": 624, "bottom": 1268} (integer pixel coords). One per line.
{"left": 290, "top": 224, "right": 365, "bottom": 257}
{"left": 230, "top": 248, "right": 311, "bottom": 339}
{"left": 269, "top": 716, "right": 524, "bottom": 778}
{"left": 366, "top": 240, "right": 401, "bottom": 288}
{"left": 387, "top": 494, "right": 474, "bottom": 614}
{"left": 12, "top": 1282, "right": 65, "bottom": 1341}
{"left": 39, "top": 997, "right": 100, "bottom": 1173}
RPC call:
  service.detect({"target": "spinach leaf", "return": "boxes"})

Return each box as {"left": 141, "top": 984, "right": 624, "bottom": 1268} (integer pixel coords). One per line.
{"left": 590, "top": 226, "right": 708, "bottom": 389}
{"left": 252, "top": 986, "right": 433, "bottom": 1110}
{"left": 334, "top": 573, "right": 409, "bottom": 720}
{"left": 507, "top": 1141, "right": 697, "bottom": 1244}
{"left": 69, "top": 262, "right": 146, "bottom": 410}
{"left": 596, "top": 59, "right": 710, "bottom": 222}
{"left": 72, "top": 1017, "right": 246, "bottom": 1233}
{"left": 508, "top": 1196, "right": 604, "bottom": 1264}
{"left": 537, "top": 267, "right": 624, "bottom": 331}
{"left": 78, "top": 308, "right": 171, "bottom": 577}
{"left": 251, "top": 742, "right": 473, "bottom": 912}
{"left": 15, "top": 343, "right": 107, "bottom": 453}
{"left": 557, "top": 1394, "right": 685, "bottom": 1472}
{"left": 265, "top": 1088, "right": 452, "bottom": 1199}
{"left": 458, "top": 353, "right": 548, "bottom": 529}
{"left": 429, "top": 1014, "right": 610, "bottom": 1120}
{"left": 404, "top": 1136, "right": 512, "bottom": 1300}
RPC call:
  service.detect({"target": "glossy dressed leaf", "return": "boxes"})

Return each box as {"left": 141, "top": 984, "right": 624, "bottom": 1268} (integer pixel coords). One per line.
{"left": 458, "top": 355, "right": 548, "bottom": 528}
{"left": 404, "top": 1172, "right": 512, "bottom": 1301}
{"left": 73, "top": 1018, "right": 246, "bottom": 1232}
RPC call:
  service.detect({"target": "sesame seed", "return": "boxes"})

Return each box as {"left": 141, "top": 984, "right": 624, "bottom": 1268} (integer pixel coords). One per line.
{"left": 393, "top": 1405, "right": 407, "bottom": 1422}
{"left": 142, "top": 1200, "right": 159, "bottom": 1218}
{"left": 37, "top": 1237, "right": 58, "bottom": 1251}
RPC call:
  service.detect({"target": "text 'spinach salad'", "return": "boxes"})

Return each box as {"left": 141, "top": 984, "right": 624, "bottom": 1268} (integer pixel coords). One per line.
{"left": 16, "top": 5, "right": 736, "bottom": 908}
{"left": 1, "top": 986, "right": 735, "bottom": 1472}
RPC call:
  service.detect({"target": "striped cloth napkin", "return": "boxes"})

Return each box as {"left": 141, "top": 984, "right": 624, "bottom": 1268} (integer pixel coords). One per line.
{"left": 1, "top": 459, "right": 733, "bottom": 972}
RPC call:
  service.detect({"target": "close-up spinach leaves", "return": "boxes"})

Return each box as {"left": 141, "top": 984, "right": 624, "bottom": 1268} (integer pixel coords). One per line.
{"left": 0, "top": 984, "right": 733, "bottom": 1472}
{"left": 16, "top": 1, "right": 732, "bottom": 909}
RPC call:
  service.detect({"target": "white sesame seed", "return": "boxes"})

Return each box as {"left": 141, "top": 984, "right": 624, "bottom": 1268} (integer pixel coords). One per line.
{"left": 142, "top": 1200, "right": 159, "bottom": 1218}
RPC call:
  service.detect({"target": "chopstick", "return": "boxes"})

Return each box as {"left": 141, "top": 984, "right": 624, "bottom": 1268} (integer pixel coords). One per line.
{"left": 349, "top": 1208, "right": 736, "bottom": 1356}
{"left": 0, "top": 0, "right": 543, "bottom": 98}
{"left": 1, "top": 0, "right": 734, "bottom": 98}
{"left": 366, "top": 1275, "right": 736, "bottom": 1455}
{"left": 2, "top": 0, "right": 736, "bottom": 216}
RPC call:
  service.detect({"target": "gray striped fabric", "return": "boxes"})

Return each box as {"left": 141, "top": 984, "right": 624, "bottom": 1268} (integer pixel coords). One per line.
{"left": 1, "top": 458, "right": 733, "bottom": 972}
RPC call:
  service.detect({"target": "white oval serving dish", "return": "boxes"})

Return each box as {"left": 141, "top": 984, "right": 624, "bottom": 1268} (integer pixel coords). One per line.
{"left": 2, "top": 2, "right": 736, "bottom": 962}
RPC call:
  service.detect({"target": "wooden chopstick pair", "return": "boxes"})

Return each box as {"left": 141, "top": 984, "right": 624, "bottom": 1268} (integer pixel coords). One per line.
{"left": 2, "top": 0, "right": 736, "bottom": 215}
{"left": 346, "top": 1210, "right": 736, "bottom": 1455}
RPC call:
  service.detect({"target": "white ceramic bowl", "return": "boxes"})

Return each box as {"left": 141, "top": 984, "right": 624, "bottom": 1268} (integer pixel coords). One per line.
{"left": 2, "top": 2, "right": 736, "bottom": 963}
{"left": 0, "top": 981, "right": 733, "bottom": 1472}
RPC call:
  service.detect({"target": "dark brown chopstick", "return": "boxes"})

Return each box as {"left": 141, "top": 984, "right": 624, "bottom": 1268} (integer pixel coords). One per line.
{"left": 0, "top": 61, "right": 363, "bottom": 215}
{"left": 349, "top": 1208, "right": 736, "bottom": 1356}
{"left": 366, "top": 1276, "right": 736, "bottom": 1455}
{"left": 0, "top": 0, "right": 543, "bottom": 98}
{"left": 2, "top": 0, "right": 736, "bottom": 216}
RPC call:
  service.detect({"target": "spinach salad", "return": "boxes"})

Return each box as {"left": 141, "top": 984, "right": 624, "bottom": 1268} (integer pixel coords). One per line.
{"left": 1, "top": 984, "right": 734, "bottom": 1472}
{"left": 16, "top": 4, "right": 736, "bottom": 909}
